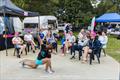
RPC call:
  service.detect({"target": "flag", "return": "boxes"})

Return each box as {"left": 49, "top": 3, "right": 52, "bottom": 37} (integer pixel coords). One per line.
{"left": 91, "top": 17, "right": 96, "bottom": 31}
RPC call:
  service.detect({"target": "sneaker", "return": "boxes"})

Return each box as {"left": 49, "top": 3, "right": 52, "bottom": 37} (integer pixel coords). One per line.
{"left": 82, "top": 60, "right": 87, "bottom": 63}
{"left": 70, "top": 56, "right": 75, "bottom": 59}
{"left": 33, "top": 50, "right": 35, "bottom": 53}
{"left": 66, "top": 51, "right": 69, "bottom": 53}
{"left": 48, "top": 70, "right": 54, "bottom": 74}
{"left": 17, "top": 55, "right": 21, "bottom": 58}
{"left": 61, "top": 54, "right": 65, "bottom": 56}
{"left": 50, "top": 69, "right": 55, "bottom": 73}
{"left": 22, "top": 62, "right": 25, "bottom": 67}
{"left": 53, "top": 51, "right": 57, "bottom": 55}
{"left": 45, "top": 70, "right": 54, "bottom": 74}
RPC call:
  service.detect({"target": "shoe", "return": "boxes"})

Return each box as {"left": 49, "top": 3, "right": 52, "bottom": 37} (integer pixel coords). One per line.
{"left": 70, "top": 56, "right": 75, "bottom": 59}
{"left": 50, "top": 70, "right": 55, "bottom": 73}
{"left": 61, "top": 54, "right": 65, "bottom": 56}
{"left": 22, "top": 62, "right": 25, "bottom": 67}
{"left": 53, "top": 51, "right": 57, "bottom": 55}
{"left": 82, "top": 60, "right": 87, "bottom": 63}
{"left": 33, "top": 50, "right": 35, "bottom": 53}
{"left": 47, "top": 70, "right": 53, "bottom": 74}
{"left": 17, "top": 55, "right": 21, "bottom": 58}
{"left": 45, "top": 70, "right": 54, "bottom": 74}
{"left": 66, "top": 51, "right": 69, "bottom": 53}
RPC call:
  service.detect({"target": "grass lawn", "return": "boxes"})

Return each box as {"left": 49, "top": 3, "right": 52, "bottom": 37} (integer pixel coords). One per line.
{"left": 106, "top": 36, "right": 120, "bottom": 63}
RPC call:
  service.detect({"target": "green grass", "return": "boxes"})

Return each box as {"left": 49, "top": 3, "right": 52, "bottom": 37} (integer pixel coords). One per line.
{"left": 73, "top": 31, "right": 79, "bottom": 37}
{"left": 106, "top": 36, "right": 120, "bottom": 63}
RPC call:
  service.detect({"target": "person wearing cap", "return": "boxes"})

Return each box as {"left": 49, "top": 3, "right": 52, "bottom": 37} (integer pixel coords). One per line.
{"left": 82, "top": 31, "right": 102, "bottom": 63}
{"left": 24, "top": 31, "right": 36, "bottom": 53}
{"left": 12, "top": 32, "right": 26, "bottom": 58}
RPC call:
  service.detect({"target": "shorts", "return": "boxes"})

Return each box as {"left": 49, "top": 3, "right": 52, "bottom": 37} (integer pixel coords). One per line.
{"left": 52, "top": 42, "right": 57, "bottom": 48}
{"left": 35, "top": 59, "right": 43, "bottom": 65}
{"left": 15, "top": 44, "right": 21, "bottom": 48}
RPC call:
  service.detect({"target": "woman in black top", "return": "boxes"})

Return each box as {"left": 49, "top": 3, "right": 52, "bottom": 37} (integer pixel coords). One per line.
{"left": 20, "top": 40, "right": 54, "bottom": 73}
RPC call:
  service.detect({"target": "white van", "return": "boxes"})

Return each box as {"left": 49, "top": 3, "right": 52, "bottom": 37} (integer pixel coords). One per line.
{"left": 23, "top": 16, "right": 58, "bottom": 38}
{"left": 23, "top": 16, "right": 58, "bottom": 30}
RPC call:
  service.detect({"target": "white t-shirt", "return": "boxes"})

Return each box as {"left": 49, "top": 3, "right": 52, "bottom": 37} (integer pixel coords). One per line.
{"left": 65, "top": 33, "right": 71, "bottom": 40}
{"left": 78, "top": 36, "right": 89, "bottom": 46}
{"left": 69, "top": 35, "right": 76, "bottom": 43}
{"left": 24, "top": 34, "right": 33, "bottom": 41}
{"left": 12, "top": 37, "right": 22, "bottom": 44}
{"left": 98, "top": 35, "right": 108, "bottom": 48}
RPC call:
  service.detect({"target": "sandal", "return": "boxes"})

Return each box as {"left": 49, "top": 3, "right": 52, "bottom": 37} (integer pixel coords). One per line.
{"left": 82, "top": 60, "right": 87, "bottom": 63}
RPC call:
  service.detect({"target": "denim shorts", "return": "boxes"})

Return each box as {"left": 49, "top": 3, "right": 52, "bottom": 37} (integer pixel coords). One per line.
{"left": 35, "top": 59, "right": 43, "bottom": 65}
{"left": 15, "top": 44, "right": 21, "bottom": 48}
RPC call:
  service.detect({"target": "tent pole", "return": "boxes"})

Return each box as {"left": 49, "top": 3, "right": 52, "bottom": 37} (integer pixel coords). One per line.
{"left": 2, "top": 0, "right": 8, "bottom": 56}
{"left": 38, "top": 15, "right": 40, "bottom": 30}
{"left": 3, "top": 8, "right": 8, "bottom": 56}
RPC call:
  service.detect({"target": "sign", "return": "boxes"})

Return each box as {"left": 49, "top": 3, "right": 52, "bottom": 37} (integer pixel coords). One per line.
{"left": 24, "top": 12, "right": 28, "bottom": 16}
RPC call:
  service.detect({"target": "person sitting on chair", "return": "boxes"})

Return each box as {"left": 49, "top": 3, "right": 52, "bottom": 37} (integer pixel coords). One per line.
{"left": 46, "top": 31, "right": 57, "bottom": 54}
{"left": 12, "top": 32, "right": 26, "bottom": 58}
{"left": 20, "top": 40, "right": 54, "bottom": 74}
{"left": 98, "top": 31, "right": 108, "bottom": 56}
{"left": 64, "top": 31, "right": 72, "bottom": 54}
{"left": 71, "top": 30, "right": 89, "bottom": 59}
{"left": 24, "top": 31, "right": 36, "bottom": 53}
{"left": 82, "top": 31, "right": 101, "bottom": 63}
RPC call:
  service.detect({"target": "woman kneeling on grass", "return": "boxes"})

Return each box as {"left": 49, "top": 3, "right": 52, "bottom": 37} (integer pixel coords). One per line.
{"left": 20, "top": 42, "right": 54, "bottom": 74}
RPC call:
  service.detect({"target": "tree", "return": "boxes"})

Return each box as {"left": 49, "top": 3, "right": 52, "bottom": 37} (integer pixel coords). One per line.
{"left": 93, "top": 0, "right": 120, "bottom": 16}
{"left": 57, "top": 0, "right": 93, "bottom": 25}
{"left": 11, "top": 0, "right": 94, "bottom": 25}
{"left": 11, "top": 0, "right": 59, "bottom": 15}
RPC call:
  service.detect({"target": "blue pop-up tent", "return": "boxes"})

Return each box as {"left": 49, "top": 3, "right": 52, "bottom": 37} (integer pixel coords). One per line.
{"left": 96, "top": 13, "right": 120, "bottom": 22}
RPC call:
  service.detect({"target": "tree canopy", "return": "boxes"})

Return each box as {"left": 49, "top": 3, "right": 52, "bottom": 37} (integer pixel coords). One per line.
{"left": 11, "top": 0, "right": 120, "bottom": 26}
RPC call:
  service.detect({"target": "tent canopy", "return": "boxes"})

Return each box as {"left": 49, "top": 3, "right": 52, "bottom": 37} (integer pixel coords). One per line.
{"left": 96, "top": 13, "right": 120, "bottom": 22}
{"left": 0, "top": 0, "right": 39, "bottom": 17}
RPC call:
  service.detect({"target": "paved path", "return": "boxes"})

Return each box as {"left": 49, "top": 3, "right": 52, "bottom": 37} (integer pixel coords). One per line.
{"left": 0, "top": 48, "right": 119, "bottom": 80}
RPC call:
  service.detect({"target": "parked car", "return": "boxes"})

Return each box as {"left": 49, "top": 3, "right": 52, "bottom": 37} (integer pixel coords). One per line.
{"left": 58, "top": 23, "right": 65, "bottom": 31}
{"left": 109, "top": 28, "right": 120, "bottom": 35}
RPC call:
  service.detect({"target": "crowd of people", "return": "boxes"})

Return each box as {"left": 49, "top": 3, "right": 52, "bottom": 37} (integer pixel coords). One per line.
{"left": 61, "top": 28, "right": 108, "bottom": 63}
{"left": 11, "top": 23, "right": 108, "bottom": 73}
